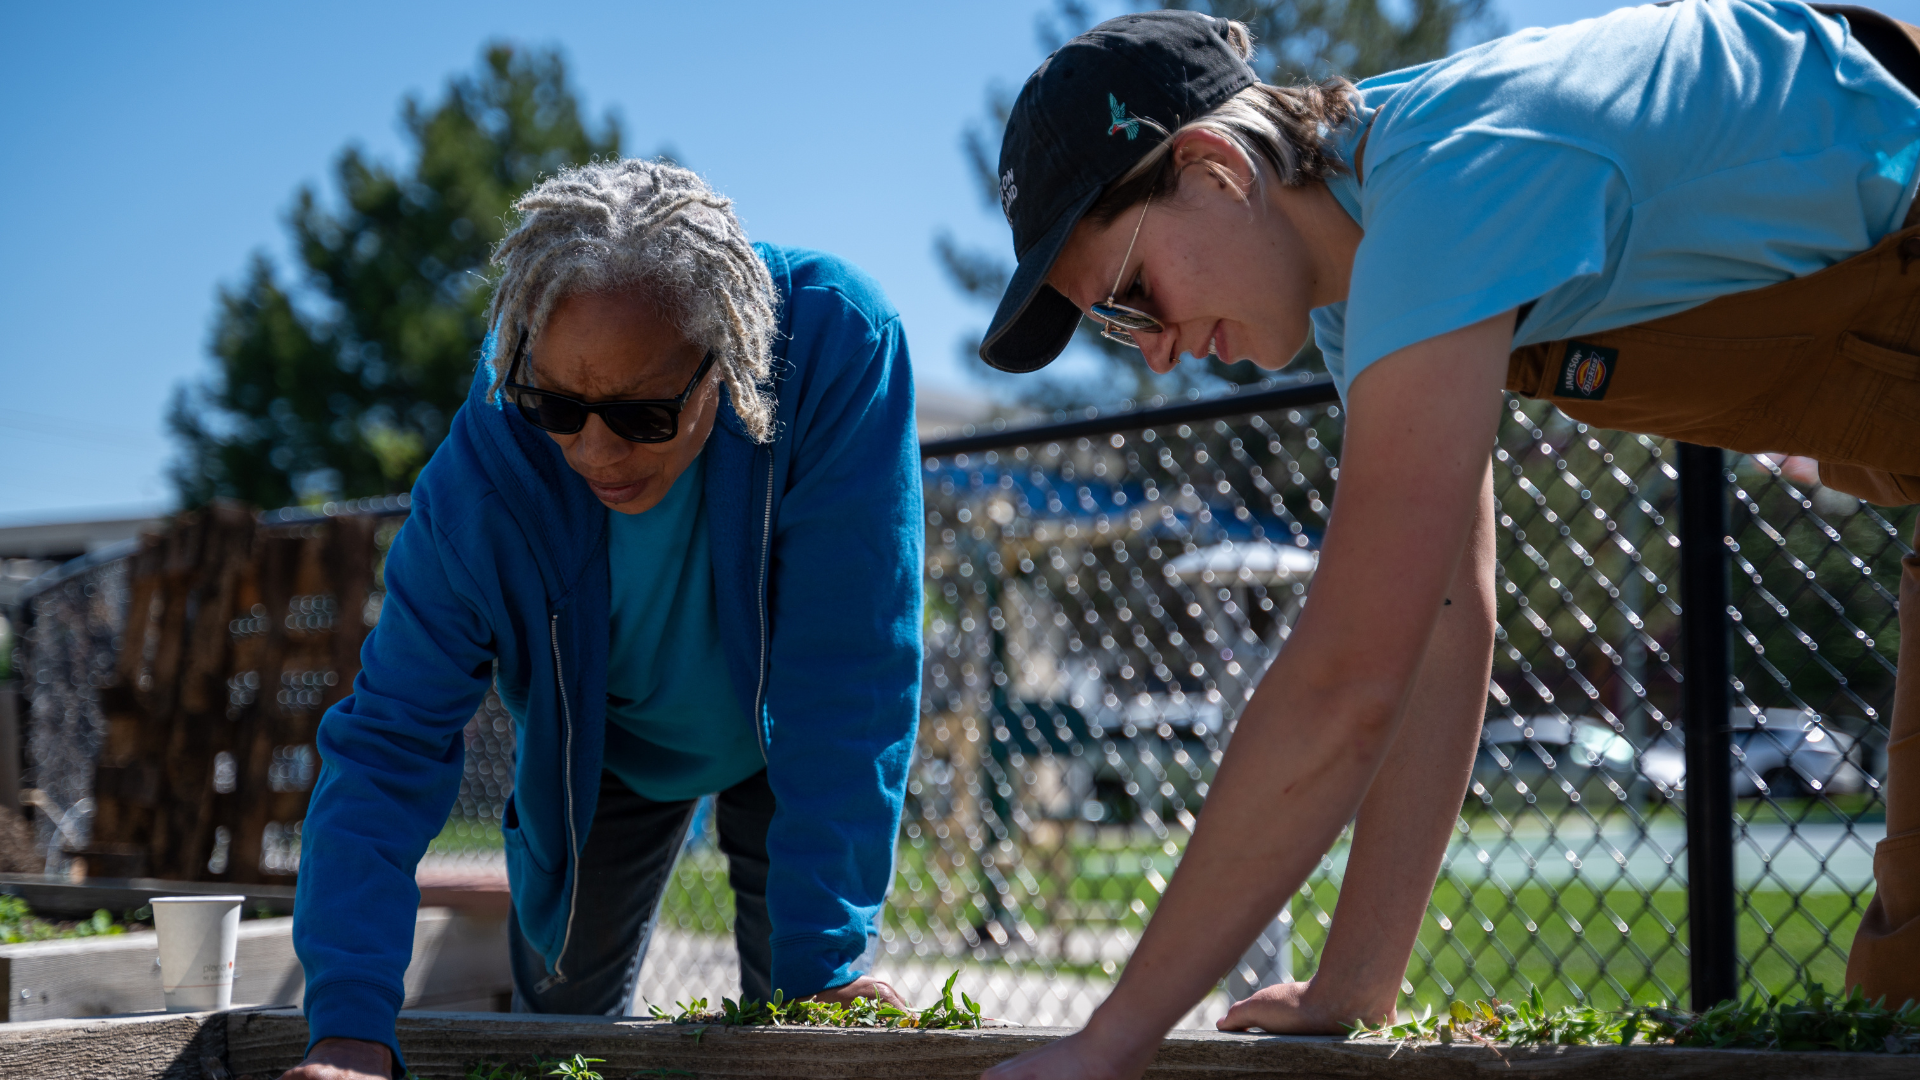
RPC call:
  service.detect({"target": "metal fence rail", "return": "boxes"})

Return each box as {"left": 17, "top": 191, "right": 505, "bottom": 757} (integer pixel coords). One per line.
{"left": 7, "top": 376, "right": 1912, "bottom": 1026}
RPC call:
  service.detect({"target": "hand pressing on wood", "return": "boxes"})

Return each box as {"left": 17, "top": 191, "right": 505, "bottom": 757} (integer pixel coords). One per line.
{"left": 278, "top": 1037, "right": 393, "bottom": 1080}
{"left": 805, "top": 974, "right": 910, "bottom": 1009}
{"left": 1215, "top": 980, "right": 1394, "bottom": 1034}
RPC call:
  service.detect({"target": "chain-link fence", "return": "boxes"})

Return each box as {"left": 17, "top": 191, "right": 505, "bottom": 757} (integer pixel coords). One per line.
{"left": 14, "top": 550, "right": 131, "bottom": 875}
{"left": 1724, "top": 438, "right": 1908, "bottom": 997}
{"left": 877, "top": 375, "right": 1911, "bottom": 1023}
{"left": 7, "top": 376, "right": 1912, "bottom": 1025}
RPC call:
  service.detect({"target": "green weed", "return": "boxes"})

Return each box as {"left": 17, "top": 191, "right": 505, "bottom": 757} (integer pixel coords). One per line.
{"left": 544, "top": 1054, "right": 605, "bottom": 1080}
{"left": 1645, "top": 984, "right": 1920, "bottom": 1052}
{"left": 647, "top": 970, "right": 983, "bottom": 1030}
{"left": 463, "top": 1053, "right": 671, "bottom": 1080}
{"left": 1346, "top": 983, "right": 1920, "bottom": 1053}
{"left": 0, "top": 895, "right": 126, "bottom": 944}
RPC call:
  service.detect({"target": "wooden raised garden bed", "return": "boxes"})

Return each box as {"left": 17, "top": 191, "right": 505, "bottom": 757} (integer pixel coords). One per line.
{"left": 0, "top": 906, "right": 507, "bottom": 1022}
{"left": 0, "top": 872, "right": 511, "bottom": 1022}
{"left": 5, "top": 1007, "right": 1920, "bottom": 1080}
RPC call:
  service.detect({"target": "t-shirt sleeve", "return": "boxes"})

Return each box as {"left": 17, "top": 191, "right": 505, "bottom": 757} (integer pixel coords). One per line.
{"left": 1340, "top": 133, "right": 1621, "bottom": 393}
{"left": 1310, "top": 301, "right": 1351, "bottom": 397}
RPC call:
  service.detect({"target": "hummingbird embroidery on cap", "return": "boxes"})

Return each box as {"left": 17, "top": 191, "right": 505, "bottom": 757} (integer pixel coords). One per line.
{"left": 1108, "top": 93, "right": 1141, "bottom": 140}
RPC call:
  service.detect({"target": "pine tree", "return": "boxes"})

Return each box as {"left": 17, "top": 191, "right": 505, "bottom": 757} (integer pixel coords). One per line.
{"left": 169, "top": 45, "right": 622, "bottom": 508}
{"left": 937, "top": 0, "right": 1499, "bottom": 407}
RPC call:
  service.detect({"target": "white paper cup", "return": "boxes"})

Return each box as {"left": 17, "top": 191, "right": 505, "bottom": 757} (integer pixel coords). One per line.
{"left": 151, "top": 895, "right": 245, "bottom": 1012}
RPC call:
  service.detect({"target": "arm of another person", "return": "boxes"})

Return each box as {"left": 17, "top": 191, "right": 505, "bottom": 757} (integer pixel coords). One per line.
{"left": 983, "top": 311, "right": 1515, "bottom": 1080}
{"left": 1216, "top": 451, "right": 1495, "bottom": 1032}
{"left": 763, "top": 306, "right": 922, "bottom": 1005}
{"left": 285, "top": 492, "right": 500, "bottom": 1079}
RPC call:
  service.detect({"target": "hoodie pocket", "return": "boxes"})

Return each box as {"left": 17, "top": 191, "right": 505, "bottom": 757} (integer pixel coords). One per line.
{"left": 500, "top": 793, "right": 557, "bottom": 876}
{"left": 501, "top": 797, "right": 567, "bottom": 959}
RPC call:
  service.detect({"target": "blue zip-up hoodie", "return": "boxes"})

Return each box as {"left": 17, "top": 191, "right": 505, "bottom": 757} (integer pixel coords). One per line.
{"left": 292, "top": 245, "right": 923, "bottom": 1063}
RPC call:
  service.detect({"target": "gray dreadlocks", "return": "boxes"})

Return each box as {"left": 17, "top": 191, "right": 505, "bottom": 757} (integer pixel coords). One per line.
{"left": 487, "top": 159, "right": 779, "bottom": 442}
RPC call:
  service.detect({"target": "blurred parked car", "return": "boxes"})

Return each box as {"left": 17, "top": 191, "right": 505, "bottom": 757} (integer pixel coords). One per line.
{"left": 1473, "top": 715, "right": 1639, "bottom": 810}
{"left": 993, "top": 693, "right": 1221, "bottom": 827}
{"left": 1638, "top": 707, "right": 1869, "bottom": 798}
{"left": 1476, "top": 709, "right": 1868, "bottom": 810}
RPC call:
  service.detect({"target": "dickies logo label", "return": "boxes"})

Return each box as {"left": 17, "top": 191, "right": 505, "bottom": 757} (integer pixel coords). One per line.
{"left": 1573, "top": 354, "right": 1606, "bottom": 393}
{"left": 1558, "top": 341, "right": 1617, "bottom": 401}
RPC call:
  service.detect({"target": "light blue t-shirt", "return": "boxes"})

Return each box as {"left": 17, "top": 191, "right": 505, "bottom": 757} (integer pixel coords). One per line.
{"left": 1312, "top": 0, "right": 1920, "bottom": 399}
{"left": 499, "top": 455, "right": 763, "bottom": 803}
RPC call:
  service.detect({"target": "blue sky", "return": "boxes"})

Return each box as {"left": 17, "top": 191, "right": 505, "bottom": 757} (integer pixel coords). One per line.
{"left": 6, "top": 0, "right": 1919, "bottom": 524}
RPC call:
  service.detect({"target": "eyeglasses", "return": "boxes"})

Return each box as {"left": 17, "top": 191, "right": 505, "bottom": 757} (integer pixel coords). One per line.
{"left": 1087, "top": 194, "right": 1164, "bottom": 349}
{"left": 502, "top": 330, "right": 717, "bottom": 443}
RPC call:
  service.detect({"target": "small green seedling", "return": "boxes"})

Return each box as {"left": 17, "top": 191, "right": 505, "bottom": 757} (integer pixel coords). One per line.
{"left": 917, "top": 970, "right": 987, "bottom": 1030}
{"left": 464, "top": 1054, "right": 631, "bottom": 1080}
{"left": 460, "top": 1052, "right": 704, "bottom": 1079}
{"left": 545, "top": 1054, "right": 605, "bottom": 1080}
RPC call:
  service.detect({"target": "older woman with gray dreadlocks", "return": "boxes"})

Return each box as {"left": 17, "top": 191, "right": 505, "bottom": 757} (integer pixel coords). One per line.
{"left": 282, "top": 159, "right": 923, "bottom": 1080}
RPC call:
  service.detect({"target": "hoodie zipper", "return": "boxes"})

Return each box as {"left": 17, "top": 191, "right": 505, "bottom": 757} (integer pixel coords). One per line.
{"left": 536, "top": 613, "right": 582, "bottom": 992}
{"left": 752, "top": 449, "right": 773, "bottom": 762}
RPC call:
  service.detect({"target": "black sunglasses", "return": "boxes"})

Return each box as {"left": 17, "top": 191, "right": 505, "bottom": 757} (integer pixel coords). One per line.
{"left": 502, "top": 330, "right": 717, "bottom": 444}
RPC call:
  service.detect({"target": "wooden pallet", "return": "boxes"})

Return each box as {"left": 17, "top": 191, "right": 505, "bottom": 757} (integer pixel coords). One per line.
{"left": 85, "top": 505, "right": 378, "bottom": 883}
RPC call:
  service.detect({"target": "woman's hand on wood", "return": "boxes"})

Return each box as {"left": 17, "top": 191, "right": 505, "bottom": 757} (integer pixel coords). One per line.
{"left": 1215, "top": 979, "right": 1393, "bottom": 1034}
{"left": 277, "top": 1037, "right": 393, "bottom": 1080}
{"left": 805, "top": 975, "right": 910, "bottom": 1009}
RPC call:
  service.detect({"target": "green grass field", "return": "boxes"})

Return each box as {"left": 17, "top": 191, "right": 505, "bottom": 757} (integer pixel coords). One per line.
{"left": 1344, "top": 879, "right": 1859, "bottom": 1010}
{"left": 427, "top": 818, "right": 504, "bottom": 853}
{"left": 430, "top": 814, "right": 1868, "bottom": 1011}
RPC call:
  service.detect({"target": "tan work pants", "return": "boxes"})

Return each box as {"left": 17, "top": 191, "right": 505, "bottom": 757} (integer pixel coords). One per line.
{"left": 1507, "top": 208, "right": 1920, "bottom": 1003}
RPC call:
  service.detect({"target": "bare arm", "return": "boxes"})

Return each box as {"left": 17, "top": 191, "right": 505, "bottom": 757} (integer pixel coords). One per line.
{"left": 984, "top": 311, "right": 1514, "bottom": 1080}
{"left": 1217, "top": 461, "right": 1496, "bottom": 1031}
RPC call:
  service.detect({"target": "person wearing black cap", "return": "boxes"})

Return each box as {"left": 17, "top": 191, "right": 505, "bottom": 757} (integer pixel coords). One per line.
{"left": 979, "top": 5, "right": 1920, "bottom": 1079}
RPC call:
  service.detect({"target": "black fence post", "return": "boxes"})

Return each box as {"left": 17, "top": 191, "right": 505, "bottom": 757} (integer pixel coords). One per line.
{"left": 1677, "top": 442, "right": 1738, "bottom": 1009}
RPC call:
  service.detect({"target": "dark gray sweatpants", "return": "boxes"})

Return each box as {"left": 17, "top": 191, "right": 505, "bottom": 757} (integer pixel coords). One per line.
{"left": 508, "top": 768, "right": 775, "bottom": 1015}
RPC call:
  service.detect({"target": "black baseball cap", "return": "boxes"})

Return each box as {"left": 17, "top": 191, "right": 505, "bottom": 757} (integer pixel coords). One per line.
{"left": 980, "top": 10, "right": 1258, "bottom": 373}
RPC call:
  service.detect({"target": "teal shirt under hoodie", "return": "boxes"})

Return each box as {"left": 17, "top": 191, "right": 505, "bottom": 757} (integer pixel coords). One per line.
{"left": 604, "top": 456, "right": 764, "bottom": 800}
{"left": 500, "top": 451, "right": 765, "bottom": 802}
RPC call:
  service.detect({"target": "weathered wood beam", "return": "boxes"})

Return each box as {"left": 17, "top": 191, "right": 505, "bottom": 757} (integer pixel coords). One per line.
{"left": 4, "top": 1006, "right": 1918, "bottom": 1080}
{"left": 0, "top": 873, "right": 296, "bottom": 919}
{"left": 222, "top": 1008, "right": 1920, "bottom": 1080}
{"left": 0, "top": 1010, "right": 220, "bottom": 1080}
